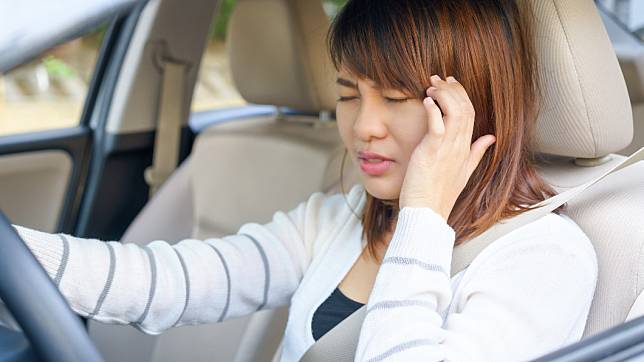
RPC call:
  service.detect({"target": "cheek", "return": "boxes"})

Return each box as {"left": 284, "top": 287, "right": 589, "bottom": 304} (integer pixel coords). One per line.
{"left": 336, "top": 104, "right": 356, "bottom": 146}
{"left": 392, "top": 106, "right": 428, "bottom": 161}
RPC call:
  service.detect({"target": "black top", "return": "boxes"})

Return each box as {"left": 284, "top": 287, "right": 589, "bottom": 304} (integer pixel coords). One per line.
{"left": 311, "top": 287, "right": 365, "bottom": 341}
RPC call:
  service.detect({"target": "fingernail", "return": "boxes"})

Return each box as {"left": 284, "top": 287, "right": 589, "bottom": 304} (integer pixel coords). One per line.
{"left": 431, "top": 74, "right": 441, "bottom": 81}
{"left": 424, "top": 96, "right": 435, "bottom": 104}
{"left": 447, "top": 76, "right": 457, "bottom": 83}
{"left": 427, "top": 86, "right": 438, "bottom": 93}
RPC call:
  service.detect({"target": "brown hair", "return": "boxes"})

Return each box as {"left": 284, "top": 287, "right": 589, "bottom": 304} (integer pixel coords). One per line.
{"left": 329, "top": 0, "right": 563, "bottom": 259}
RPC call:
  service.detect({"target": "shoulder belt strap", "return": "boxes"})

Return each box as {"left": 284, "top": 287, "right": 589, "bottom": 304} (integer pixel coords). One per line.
{"left": 144, "top": 59, "right": 188, "bottom": 197}
{"left": 299, "top": 145, "right": 644, "bottom": 362}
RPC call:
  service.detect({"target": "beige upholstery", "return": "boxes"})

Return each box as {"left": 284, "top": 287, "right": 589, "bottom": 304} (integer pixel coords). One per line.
{"left": 0, "top": 150, "right": 72, "bottom": 233}
{"left": 122, "top": 158, "right": 194, "bottom": 244}
{"left": 525, "top": 0, "right": 644, "bottom": 339}
{"left": 93, "top": 0, "right": 644, "bottom": 360}
{"left": 530, "top": 0, "right": 633, "bottom": 158}
{"left": 228, "top": 0, "right": 337, "bottom": 112}
{"left": 536, "top": 154, "right": 644, "bottom": 337}
{"left": 190, "top": 117, "right": 357, "bottom": 238}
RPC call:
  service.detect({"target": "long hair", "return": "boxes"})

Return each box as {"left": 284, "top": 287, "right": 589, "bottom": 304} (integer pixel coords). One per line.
{"left": 329, "top": 0, "right": 563, "bottom": 259}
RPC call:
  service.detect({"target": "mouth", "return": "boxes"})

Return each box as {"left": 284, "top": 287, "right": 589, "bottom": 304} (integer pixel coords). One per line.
{"left": 357, "top": 151, "right": 394, "bottom": 161}
{"left": 360, "top": 159, "right": 393, "bottom": 176}
{"left": 356, "top": 151, "right": 395, "bottom": 176}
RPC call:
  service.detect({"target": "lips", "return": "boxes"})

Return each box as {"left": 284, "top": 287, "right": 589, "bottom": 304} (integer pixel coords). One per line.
{"left": 357, "top": 150, "right": 394, "bottom": 176}
{"left": 357, "top": 151, "right": 394, "bottom": 162}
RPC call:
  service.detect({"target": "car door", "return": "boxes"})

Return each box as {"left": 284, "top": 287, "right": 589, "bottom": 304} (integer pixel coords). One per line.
{"left": 0, "top": 0, "right": 141, "bottom": 234}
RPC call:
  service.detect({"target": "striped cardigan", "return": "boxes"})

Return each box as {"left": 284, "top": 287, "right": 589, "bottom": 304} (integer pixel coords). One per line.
{"left": 4, "top": 184, "right": 598, "bottom": 361}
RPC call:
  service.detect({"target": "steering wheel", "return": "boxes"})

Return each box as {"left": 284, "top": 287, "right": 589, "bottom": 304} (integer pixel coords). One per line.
{"left": 0, "top": 211, "right": 102, "bottom": 361}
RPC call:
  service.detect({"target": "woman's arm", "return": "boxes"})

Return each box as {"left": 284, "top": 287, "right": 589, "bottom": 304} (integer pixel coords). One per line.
{"left": 355, "top": 207, "right": 598, "bottom": 362}
{"left": 2, "top": 188, "right": 338, "bottom": 335}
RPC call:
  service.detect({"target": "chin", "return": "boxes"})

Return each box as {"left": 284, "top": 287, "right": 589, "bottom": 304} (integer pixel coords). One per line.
{"left": 361, "top": 177, "right": 400, "bottom": 201}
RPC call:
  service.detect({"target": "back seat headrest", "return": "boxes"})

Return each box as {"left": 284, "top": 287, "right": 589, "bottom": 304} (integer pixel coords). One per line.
{"left": 227, "top": 0, "right": 337, "bottom": 113}
{"left": 529, "top": 0, "right": 633, "bottom": 158}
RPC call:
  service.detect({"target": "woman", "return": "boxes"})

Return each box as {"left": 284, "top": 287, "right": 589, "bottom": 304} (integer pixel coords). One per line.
{"left": 4, "top": 0, "right": 597, "bottom": 361}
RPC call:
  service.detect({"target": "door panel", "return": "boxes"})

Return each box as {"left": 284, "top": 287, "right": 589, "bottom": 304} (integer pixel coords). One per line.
{"left": 0, "top": 10, "right": 134, "bottom": 235}
{"left": 0, "top": 127, "right": 92, "bottom": 233}
{"left": 0, "top": 150, "right": 72, "bottom": 232}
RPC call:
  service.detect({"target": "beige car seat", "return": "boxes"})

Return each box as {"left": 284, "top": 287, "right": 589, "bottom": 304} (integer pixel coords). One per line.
{"left": 87, "top": 0, "right": 359, "bottom": 361}
{"left": 88, "top": 0, "right": 644, "bottom": 361}
{"left": 526, "top": 0, "right": 643, "bottom": 341}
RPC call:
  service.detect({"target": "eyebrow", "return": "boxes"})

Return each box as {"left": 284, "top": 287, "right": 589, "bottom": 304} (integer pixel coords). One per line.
{"left": 336, "top": 77, "right": 358, "bottom": 89}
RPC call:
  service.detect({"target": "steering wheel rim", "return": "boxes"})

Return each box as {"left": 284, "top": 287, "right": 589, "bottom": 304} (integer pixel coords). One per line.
{"left": 0, "top": 211, "right": 102, "bottom": 361}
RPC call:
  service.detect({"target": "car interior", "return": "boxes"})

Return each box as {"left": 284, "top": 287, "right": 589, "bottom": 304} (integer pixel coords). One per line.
{"left": 1, "top": 0, "right": 644, "bottom": 361}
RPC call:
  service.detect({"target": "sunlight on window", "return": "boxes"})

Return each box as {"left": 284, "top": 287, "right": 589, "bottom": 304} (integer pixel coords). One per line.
{"left": 0, "top": 29, "right": 104, "bottom": 137}
{"left": 190, "top": 0, "right": 246, "bottom": 112}
{"left": 190, "top": 0, "right": 349, "bottom": 113}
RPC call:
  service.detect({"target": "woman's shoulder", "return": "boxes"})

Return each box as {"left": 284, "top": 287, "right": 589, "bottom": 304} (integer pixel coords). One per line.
{"left": 466, "top": 212, "right": 598, "bottom": 277}
{"left": 529, "top": 212, "right": 596, "bottom": 254}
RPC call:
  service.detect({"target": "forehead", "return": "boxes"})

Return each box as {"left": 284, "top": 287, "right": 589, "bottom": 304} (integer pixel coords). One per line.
{"left": 337, "top": 68, "right": 379, "bottom": 88}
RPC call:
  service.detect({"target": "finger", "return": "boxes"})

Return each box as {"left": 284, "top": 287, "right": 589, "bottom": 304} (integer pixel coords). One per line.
{"left": 466, "top": 135, "right": 496, "bottom": 176}
{"left": 423, "top": 96, "right": 445, "bottom": 142}
{"left": 441, "top": 76, "right": 476, "bottom": 143}
{"left": 427, "top": 76, "right": 462, "bottom": 141}
{"left": 429, "top": 75, "right": 471, "bottom": 120}
{"left": 445, "top": 76, "right": 470, "bottom": 102}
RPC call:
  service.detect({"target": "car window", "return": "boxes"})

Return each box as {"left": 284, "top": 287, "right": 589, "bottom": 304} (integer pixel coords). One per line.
{"left": 0, "top": 25, "right": 106, "bottom": 137}
{"left": 597, "top": 0, "right": 644, "bottom": 42}
{"left": 189, "top": 0, "right": 349, "bottom": 114}
{"left": 190, "top": 0, "right": 245, "bottom": 113}
{"left": 323, "top": 0, "right": 348, "bottom": 17}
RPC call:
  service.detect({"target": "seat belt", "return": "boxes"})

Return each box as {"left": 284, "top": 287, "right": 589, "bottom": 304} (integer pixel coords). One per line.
{"left": 299, "top": 145, "right": 644, "bottom": 362}
{"left": 144, "top": 59, "right": 188, "bottom": 197}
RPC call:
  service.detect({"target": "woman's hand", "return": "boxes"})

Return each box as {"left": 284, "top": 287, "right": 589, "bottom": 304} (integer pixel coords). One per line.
{"left": 398, "top": 75, "right": 496, "bottom": 221}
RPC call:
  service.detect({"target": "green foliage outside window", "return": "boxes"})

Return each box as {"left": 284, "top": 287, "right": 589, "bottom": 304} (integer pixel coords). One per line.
{"left": 211, "top": 0, "right": 237, "bottom": 40}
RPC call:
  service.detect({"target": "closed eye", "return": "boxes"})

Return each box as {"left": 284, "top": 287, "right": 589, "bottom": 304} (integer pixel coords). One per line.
{"left": 337, "top": 96, "right": 359, "bottom": 102}
{"left": 385, "top": 97, "right": 409, "bottom": 103}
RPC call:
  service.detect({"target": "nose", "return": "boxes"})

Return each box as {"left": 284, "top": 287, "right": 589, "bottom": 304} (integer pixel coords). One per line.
{"left": 353, "top": 98, "right": 388, "bottom": 143}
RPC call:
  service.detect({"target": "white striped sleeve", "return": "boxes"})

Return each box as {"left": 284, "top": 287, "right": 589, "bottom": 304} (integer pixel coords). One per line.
{"left": 8, "top": 189, "right": 331, "bottom": 335}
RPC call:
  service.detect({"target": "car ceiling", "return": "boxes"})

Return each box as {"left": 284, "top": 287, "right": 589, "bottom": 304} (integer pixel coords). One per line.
{"left": 0, "top": 0, "right": 142, "bottom": 73}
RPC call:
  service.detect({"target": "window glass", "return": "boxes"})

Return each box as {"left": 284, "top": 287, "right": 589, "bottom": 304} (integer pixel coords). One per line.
{"left": 0, "top": 26, "right": 106, "bottom": 137}
{"left": 323, "top": 0, "right": 348, "bottom": 18}
{"left": 597, "top": 0, "right": 644, "bottom": 41}
{"left": 190, "top": 0, "right": 349, "bottom": 113}
{"left": 190, "top": 0, "right": 246, "bottom": 112}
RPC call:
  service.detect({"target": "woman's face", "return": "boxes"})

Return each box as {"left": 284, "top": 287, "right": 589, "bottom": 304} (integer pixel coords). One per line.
{"left": 336, "top": 68, "right": 429, "bottom": 200}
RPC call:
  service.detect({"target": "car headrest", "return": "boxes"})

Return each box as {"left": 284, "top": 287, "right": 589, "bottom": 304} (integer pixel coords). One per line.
{"left": 227, "top": 0, "right": 633, "bottom": 158}
{"left": 529, "top": 0, "right": 633, "bottom": 158}
{"left": 227, "top": 0, "right": 336, "bottom": 113}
